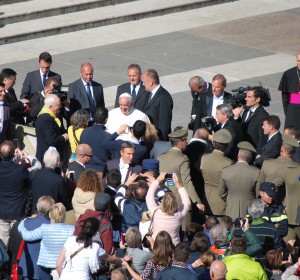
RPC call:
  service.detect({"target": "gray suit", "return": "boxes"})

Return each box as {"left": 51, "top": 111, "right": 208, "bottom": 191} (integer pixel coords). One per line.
{"left": 219, "top": 161, "right": 260, "bottom": 220}
{"left": 68, "top": 78, "right": 105, "bottom": 115}
{"left": 20, "top": 70, "right": 62, "bottom": 99}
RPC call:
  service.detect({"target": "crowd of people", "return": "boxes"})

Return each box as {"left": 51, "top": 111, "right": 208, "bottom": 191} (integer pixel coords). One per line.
{"left": 0, "top": 50, "right": 300, "bottom": 280}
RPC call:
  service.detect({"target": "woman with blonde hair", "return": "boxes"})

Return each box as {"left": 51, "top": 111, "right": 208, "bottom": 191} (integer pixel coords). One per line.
{"left": 18, "top": 203, "right": 74, "bottom": 280}
{"left": 146, "top": 172, "right": 191, "bottom": 245}
{"left": 72, "top": 169, "right": 103, "bottom": 220}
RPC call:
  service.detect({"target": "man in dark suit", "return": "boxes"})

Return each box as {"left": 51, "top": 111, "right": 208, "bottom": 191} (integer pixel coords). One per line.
{"left": 68, "top": 63, "right": 105, "bottom": 123}
{"left": 35, "top": 94, "right": 68, "bottom": 162}
{"left": 188, "top": 76, "right": 212, "bottom": 130}
{"left": 106, "top": 142, "right": 143, "bottom": 184}
{"left": 142, "top": 69, "right": 173, "bottom": 141}
{"left": 31, "top": 147, "right": 72, "bottom": 213}
{"left": 21, "top": 52, "right": 62, "bottom": 99}
{"left": 215, "top": 103, "right": 243, "bottom": 161}
{"left": 80, "top": 107, "right": 127, "bottom": 173}
{"left": 233, "top": 85, "right": 269, "bottom": 154}
{"left": 0, "top": 140, "right": 29, "bottom": 246}
{"left": 115, "top": 64, "right": 148, "bottom": 111}
{"left": 193, "top": 74, "right": 232, "bottom": 133}
{"left": 255, "top": 115, "right": 282, "bottom": 168}
{"left": 0, "top": 68, "right": 29, "bottom": 125}
{"left": 68, "top": 143, "right": 93, "bottom": 183}
{"left": 0, "top": 82, "right": 11, "bottom": 143}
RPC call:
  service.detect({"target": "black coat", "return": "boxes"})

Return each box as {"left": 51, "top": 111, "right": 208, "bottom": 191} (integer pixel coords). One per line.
{"left": 115, "top": 82, "right": 148, "bottom": 112}
{"left": 31, "top": 168, "right": 71, "bottom": 212}
{"left": 106, "top": 159, "right": 142, "bottom": 182}
{"left": 35, "top": 113, "right": 66, "bottom": 162}
{"left": 67, "top": 160, "right": 85, "bottom": 183}
{"left": 143, "top": 86, "right": 173, "bottom": 141}
{"left": 0, "top": 161, "right": 29, "bottom": 220}
{"left": 241, "top": 105, "right": 269, "bottom": 153}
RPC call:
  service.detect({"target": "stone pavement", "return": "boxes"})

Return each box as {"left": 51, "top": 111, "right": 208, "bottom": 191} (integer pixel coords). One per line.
{"left": 1, "top": 0, "right": 300, "bottom": 135}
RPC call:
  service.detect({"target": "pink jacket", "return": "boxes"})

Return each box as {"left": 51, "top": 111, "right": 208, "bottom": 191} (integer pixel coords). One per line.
{"left": 146, "top": 180, "right": 191, "bottom": 245}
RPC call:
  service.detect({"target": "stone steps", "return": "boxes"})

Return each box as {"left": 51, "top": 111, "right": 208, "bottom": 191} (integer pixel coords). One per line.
{"left": 0, "top": 0, "right": 232, "bottom": 45}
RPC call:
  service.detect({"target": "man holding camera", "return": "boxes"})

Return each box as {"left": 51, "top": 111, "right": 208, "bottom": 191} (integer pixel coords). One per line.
{"left": 193, "top": 74, "right": 232, "bottom": 133}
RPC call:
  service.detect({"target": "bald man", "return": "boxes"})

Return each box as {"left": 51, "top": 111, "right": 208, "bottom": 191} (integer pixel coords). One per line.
{"left": 68, "top": 143, "right": 93, "bottom": 183}
{"left": 210, "top": 260, "right": 227, "bottom": 280}
{"left": 68, "top": 63, "right": 105, "bottom": 122}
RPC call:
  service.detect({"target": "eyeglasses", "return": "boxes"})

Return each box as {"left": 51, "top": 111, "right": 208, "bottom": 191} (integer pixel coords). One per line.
{"left": 81, "top": 154, "right": 92, "bottom": 158}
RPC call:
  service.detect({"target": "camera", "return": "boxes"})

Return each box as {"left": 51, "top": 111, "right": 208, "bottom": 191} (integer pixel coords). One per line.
{"left": 231, "top": 87, "right": 247, "bottom": 109}
{"left": 201, "top": 116, "right": 217, "bottom": 134}
{"left": 164, "top": 173, "right": 175, "bottom": 187}
{"left": 234, "top": 215, "right": 253, "bottom": 228}
{"left": 53, "top": 85, "right": 69, "bottom": 102}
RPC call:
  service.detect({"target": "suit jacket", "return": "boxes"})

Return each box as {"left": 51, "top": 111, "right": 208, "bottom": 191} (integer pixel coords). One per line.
{"left": 80, "top": 124, "right": 118, "bottom": 172}
{"left": 222, "top": 118, "right": 243, "bottom": 161}
{"left": 255, "top": 132, "right": 282, "bottom": 168}
{"left": 0, "top": 160, "right": 29, "bottom": 219}
{"left": 67, "top": 160, "right": 85, "bottom": 182}
{"left": 143, "top": 86, "right": 173, "bottom": 141}
{"left": 241, "top": 105, "right": 269, "bottom": 153}
{"left": 5, "top": 88, "right": 26, "bottom": 125}
{"left": 193, "top": 88, "right": 232, "bottom": 132}
{"left": 191, "top": 82, "right": 212, "bottom": 117}
{"left": 274, "top": 165, "right": 300, "bottom": 225}
{"left": 0, "top": 101, "right": 11, "bottom": 143}
{"left": 185, "top": 140, "right": 210, "bottom": 199}
{"left": 21, "top": 70, "right": 62, "bottom": 99}
{"left": 35, "top": 113, "right": 66, "bottom": 162}
{"left": 219, "top": 162, "right": 260, "bottom": 220}
{"left": 103, "top": 139, "right": 149, "bottom": 165}
{"left": 68, "top": 78, "right": 105, "bottom": 115}
{"left": 200, "top": 150, "right": 233, "bottom": 215}
{"left": 106, "top": 159, "right": 142, "bottom": 182}
{"left": 150, "top": 140, "right": 172, "bottom": 159}
{"left": 31, "top": 168, "right": 71, "bottom": 212}
{"left": 115, "top": 82, "right": 148, "bottom": 111}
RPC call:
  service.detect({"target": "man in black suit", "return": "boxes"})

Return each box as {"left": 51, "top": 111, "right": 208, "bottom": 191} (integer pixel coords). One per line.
{"left": 68, "top": 143, "right": 93, "bottom": 183}
{"left": 193, "top": 74, "right": 232, "bottom": 133}
{"left": 31, "top": 147, "right": 72, "bottom": 213}
{"left": 80, "top": 107, "right": 127, "bottom": 173}
{"left": 106, "top": 141, "right": 143, "bottom": 184}
{"left": 68, "top": 63, "right": 105, "bottom": 123}
{"left": 142, "top": 69, "right": 173, "bottom": 141}
{"left": 0, "top": 140, "right": 29, "bottom": 246}
{"left": 255, "top": 115, "right": 282, "bottom": 168}
{"left": 188, "top": 76, "right": 212, "bottom": 130}
{"left": 0, "top": 82, "right": 11, "bottom": 143}
{"left": 35, "top": 94, "right": 68, "bottom": 162}
{"left": 21, "top": 52, "right": 62, "bottom": 99}
{"left": 115, "top": 64, "right": 148, "bottom": 111}
{"left": 0, "top": 68, "right": 29, "bottom": 125}
{"left": 233, "top": 85, "right": 269, "bottom": 154}
{"left": 215, "top": 103, "right": 243, "bottom": 161}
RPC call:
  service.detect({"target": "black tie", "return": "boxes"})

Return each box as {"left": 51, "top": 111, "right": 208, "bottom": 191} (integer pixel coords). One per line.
{"left": 42, "top": 74, "right": 47, "bottom": 87}
{"left": 245, "top": 110, "right": 253, "bottom": 122}
{"left": 132, "top": 85, "right": 136, "bottom": 99}
{"left": 148, "top": 92, "right": 153, "bottom": 102}
{"left": 86, "top": 83, "right": 95, "bottom": 118}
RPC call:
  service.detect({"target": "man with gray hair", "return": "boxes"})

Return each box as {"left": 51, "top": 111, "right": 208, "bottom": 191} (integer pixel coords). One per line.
{"left": 30, "top": 147, "right": 71, "bottom": 213}
{"left": 35, "top": 94, "right": 68, "bottom": 162}
{"left": 106, "top": 93, "right": 150, "bottom": 140}
{"left": 188, "top": 76, "right": 212, "bottom": 130}
{"left": 215, "top": 103, "right": 243, "bottom": 160}
{"left": 233, "top": 199, "right": 282, "bottom": 263}
{"left": 210, "top": 260, "right": 227, "bottom": 280}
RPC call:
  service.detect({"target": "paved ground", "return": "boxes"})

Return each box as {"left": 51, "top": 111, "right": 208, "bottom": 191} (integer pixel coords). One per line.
{"left": 1, "top": 0, "right": 300, "bottom": 136}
